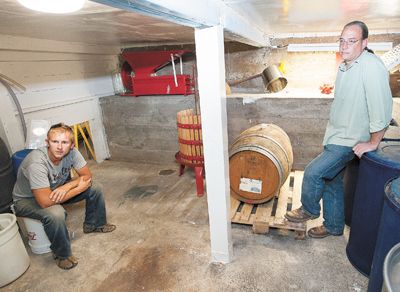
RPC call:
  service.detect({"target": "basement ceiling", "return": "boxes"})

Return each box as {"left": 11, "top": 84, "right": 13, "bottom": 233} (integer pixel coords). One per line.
{"left": 0, "top": 0, "right": 399, "bottom": 48}
{"left": 226, "top": 0, "right": 400, "bottom": 36}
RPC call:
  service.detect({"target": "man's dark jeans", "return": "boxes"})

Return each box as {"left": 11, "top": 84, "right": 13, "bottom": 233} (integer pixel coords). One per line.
{"left": 14, "top": 185, "right": 107, "bottom": 258}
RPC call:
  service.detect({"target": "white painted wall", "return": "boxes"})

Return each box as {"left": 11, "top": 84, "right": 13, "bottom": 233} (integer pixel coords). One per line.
{"left": 0, "top": 34, "right": 120, "bottom": 161}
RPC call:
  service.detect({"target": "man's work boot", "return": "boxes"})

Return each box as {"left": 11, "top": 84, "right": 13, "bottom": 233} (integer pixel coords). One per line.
{"left": 285, "top": 207, "right": 318, "bottom": 223}
{"left": 54, "top": 255, "right": 78, "bottom": 270}
{"left": 83, "top": 223, "right": 116, "bottom": 234}
{"left": 308, "top": 225, "right": 343, "bottom": 239}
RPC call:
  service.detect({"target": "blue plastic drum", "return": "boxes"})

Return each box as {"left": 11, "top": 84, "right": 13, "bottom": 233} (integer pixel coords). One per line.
{"left": 367, "top": 177, "right": 400, "bottom": 292}
{"left": 346, "top": 141, "right": 400, "bottom": 276}
{"left": 0, "top": 138, "right": 15, "bottom": 214}
{"left": 11, "top": 149, "right": 33, "bottom": 176}
{"left": 343, "top": 125, "right": 399, "bottom": 227}
{"left": 343, "top": 157, "right": 360, "bottom": 226}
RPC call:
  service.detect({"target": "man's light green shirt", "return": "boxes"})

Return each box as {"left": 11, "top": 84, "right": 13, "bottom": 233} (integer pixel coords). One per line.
{"left": 323, "top": 50, "right": 393, "bottom": 147}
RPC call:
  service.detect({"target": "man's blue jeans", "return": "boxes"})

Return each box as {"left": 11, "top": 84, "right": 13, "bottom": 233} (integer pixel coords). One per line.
{"left": 301, "top": 144, "right": 355, "bottom": 235}
{"left": 13, "top": 185, "right": 107, "bottom": 258}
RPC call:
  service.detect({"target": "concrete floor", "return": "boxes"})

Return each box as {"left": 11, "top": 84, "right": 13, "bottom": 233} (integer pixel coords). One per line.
{"left": 3, "top": 160, "right": 368, "bottom": 292}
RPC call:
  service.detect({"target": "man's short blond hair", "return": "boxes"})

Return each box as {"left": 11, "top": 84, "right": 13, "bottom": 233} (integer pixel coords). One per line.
{"left": 47, "top": 123, "right": 74, "bottom": 142}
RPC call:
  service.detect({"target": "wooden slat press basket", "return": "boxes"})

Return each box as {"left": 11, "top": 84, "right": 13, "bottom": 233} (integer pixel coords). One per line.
{"left": 176, "top": 109, "right": 204, "bottom": 196}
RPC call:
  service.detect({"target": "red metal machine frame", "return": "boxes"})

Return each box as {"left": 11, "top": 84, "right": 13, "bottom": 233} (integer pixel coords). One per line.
{"left": 120, "top": 50, "right": 193, "bottom": 96}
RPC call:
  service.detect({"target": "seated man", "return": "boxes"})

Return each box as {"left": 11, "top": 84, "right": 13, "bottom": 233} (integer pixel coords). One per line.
{"left": 13, "top": 122, "right": 116, "bottom": 270}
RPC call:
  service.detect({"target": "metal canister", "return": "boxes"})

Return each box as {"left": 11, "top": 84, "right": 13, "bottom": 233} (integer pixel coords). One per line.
{"left": 261, "top": 65, "right": 288, "bottom": 93}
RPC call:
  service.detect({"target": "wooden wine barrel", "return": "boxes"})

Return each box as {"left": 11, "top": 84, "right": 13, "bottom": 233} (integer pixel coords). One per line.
{"left": 229, "top": 124, "right": 293, "bottom": 204}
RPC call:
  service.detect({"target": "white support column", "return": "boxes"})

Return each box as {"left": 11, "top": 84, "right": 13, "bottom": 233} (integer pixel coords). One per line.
{"left": 195, "top": 25, "right": 233, "bottom": 263}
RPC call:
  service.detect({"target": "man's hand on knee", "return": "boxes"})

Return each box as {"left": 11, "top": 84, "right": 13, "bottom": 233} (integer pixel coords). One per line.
{"left": 49, "top": 187, "right": 68, "bottom": 203}
{"left": 77, "top": 177, "right": 92, "bottom": 193}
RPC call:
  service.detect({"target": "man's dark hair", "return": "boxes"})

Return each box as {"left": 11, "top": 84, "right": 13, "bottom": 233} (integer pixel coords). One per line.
{"left": 344, "top": 20, "right": 369, "bottom": 39}
{"left": 344, "top": 20, "right": 374, "bottom": 53}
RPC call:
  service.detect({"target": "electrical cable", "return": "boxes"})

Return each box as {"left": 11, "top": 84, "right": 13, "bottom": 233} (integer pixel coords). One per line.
{"left": 0, "top": 76, "right": 27, "bottom": 142}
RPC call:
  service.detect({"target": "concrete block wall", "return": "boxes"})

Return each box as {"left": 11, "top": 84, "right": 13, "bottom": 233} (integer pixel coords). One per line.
{"left": 100, "top": 95, "right": 400, "bottom": 170}
{"left": 100, "top": 95, "right": 332, "bottom": 170}
{"left": 100, "top": 95, "right": 195, "bottom": 164}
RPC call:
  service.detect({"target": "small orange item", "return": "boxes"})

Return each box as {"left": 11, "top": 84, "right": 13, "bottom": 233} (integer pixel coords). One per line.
{"left": 320, "top": 83, "right": 334, "bottom": 94}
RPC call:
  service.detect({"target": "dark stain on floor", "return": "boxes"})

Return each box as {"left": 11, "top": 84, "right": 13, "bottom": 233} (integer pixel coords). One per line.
{"left": 232, "top": 238, "right": 248, "bottom": 249}
{"left": 124, "top": 185, "right": 159, "bottom": 199}
{"left": 95, "top": 246, "right": 181, "bottom": 291}
{"left": 158, "top": 169, "right": 175, "bottom": 176}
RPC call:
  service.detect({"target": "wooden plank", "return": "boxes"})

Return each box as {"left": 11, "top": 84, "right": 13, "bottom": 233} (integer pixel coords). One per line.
{"left": 232, "top": 201, "right": 244, "bottom": 222}
{"left": 193, "top": 114, "right": 200, "bottom": 162}
{"left": 239, "top": 203, "right": 253, "bottom": 222}
{"left": 198, "top": 115, "right": 203, "bottom": 156}
{"left": 183, "top": 112, "right": 191, "bottom": 164}
{"left": 292, "top": 170, "right": 304, "bottom": 209}
{"left": 253, "top": 202, "right": 273, "bottom": 233}
{"left": 187, "top": 113, "right": 196, "bottom": 159}
{"left": 177, "top": 111, "right": 183, "bottom": 156}
{"left": 273, "top": 176, "right": 291, "bottom": 225}
{"left": 232, "top": 212, "right": 241, "bottom": 222}
{"left": 254, "top": 202, "right": 273, "bottom": 224}
{"left": 284, "top": 221, "right": 307, "bottom": 232}
{"left": 230, "top": 197, "right": 241, "bottom": 219}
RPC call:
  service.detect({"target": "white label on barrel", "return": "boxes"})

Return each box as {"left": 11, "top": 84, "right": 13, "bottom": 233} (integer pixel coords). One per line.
{"left": 239, "top": 178, "right": 262, "bottom": 194}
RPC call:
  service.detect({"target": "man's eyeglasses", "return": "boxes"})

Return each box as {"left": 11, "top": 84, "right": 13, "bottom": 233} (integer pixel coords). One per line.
{"left": 338, "top": 38, "right": 360, "bottom": 46}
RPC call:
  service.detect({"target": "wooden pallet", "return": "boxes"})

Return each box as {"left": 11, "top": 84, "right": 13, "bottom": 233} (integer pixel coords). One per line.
{"left": 230, "top": 170, "right": 307, "bottom": 239}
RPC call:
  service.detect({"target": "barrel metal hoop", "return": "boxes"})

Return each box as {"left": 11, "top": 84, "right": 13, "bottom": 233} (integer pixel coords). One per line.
{"left": 177, "top": 152, "right": 204, "bottom": 162}
{"left": 178, "top": 138, "right": 203, "bottom": 146}
{"left": 230, "top": 133, "right": 292, "bottom": 173}
{"left": 177, "top": 123, "right": 202, "bottom": 130}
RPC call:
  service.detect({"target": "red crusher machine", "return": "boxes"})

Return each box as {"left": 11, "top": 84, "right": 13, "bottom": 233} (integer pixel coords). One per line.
{"left": 120, "top": 50, "right": 192, "bottom": 96}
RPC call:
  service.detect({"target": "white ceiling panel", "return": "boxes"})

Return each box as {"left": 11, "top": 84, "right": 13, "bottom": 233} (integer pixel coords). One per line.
{"left": 223, "top": 0, "right": 400, "bottom": 37}
{"left": 0, "top": 0, "right": 399, "bottom": 48}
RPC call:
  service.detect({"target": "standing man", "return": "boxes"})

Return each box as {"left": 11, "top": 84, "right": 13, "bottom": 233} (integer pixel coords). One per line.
{"left": 13, "top": 123, "right": 116, "bottom": 269}
{"left": 285, "top": 21, "right": 393, "bottom": 238}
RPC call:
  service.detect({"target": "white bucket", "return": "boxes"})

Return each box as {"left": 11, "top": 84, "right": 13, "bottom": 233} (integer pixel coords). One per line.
{"left": 0, "top": 213, "right": 30, "bottom": 287}
{"left": 383, "top": 242, "right": 400, "bottom": 292}
{"left": 21, "top": 217, "right": 51, "bottom": 254}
